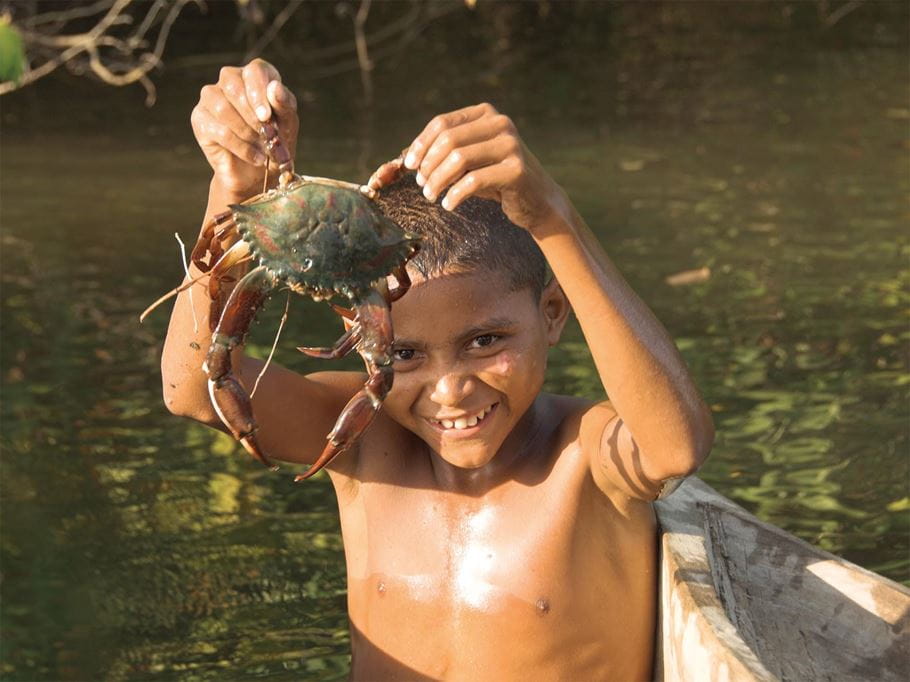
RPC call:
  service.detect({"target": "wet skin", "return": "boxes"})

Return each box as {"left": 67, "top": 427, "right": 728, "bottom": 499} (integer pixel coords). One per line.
{"left": 332, "top": 269, "right": 657, "bottom": 681}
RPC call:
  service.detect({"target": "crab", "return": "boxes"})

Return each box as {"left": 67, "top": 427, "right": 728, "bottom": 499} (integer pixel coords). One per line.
{"left": 143, "top": 121, "right": 419, "bottom": 481}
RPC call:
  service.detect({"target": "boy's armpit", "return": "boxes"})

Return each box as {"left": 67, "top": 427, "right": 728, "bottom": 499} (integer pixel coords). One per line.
{"left": 580, "top": 402, "right": 670, "bottom": 503}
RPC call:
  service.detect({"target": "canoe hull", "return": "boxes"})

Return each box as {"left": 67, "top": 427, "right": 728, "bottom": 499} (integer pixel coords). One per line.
{"left": 654, "top": 478, "right": 910, "bottom": 681}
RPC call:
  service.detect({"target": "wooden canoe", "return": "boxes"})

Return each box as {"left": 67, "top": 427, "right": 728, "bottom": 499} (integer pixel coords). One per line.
{"left": 653, "top": 477, "right": 910, "bottom": 681}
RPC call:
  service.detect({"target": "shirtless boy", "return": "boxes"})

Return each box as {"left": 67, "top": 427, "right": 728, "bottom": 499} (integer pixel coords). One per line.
{"left": 162, "top": 60, "right": 714, "bottom": 681}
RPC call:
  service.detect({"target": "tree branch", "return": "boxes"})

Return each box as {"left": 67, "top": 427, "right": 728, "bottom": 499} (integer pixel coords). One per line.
{"left": 1, "top": 0, "right": 203, "bottom": 104}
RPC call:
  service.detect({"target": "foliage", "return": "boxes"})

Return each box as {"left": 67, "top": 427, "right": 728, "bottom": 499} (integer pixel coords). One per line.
{"left": 0, "top": 14, "right": 24, "bottom": 84}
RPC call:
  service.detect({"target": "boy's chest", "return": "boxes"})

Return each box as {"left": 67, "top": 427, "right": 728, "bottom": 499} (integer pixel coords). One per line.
{"left": 339, "top": 464, "right": 599, "bottom": 617}
{"left": 335, "top": 456, "right": 657, "bottom": 680}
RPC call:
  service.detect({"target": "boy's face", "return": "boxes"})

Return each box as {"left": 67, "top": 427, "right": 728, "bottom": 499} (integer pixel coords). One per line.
{"left": 383, "top": 268, "right": 568, "bottom": 471}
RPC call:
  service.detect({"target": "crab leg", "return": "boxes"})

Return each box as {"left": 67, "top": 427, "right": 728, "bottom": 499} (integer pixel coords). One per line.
{"left": 295, "top": 289, "right": 393, "bottom": 481}
{"left": 204, "top": 265, "right": 279, "bottom": 471}
{"left": 389, "top": 262, "right": 413, "bottom": 302}
{"left": 191, "top": 210, "right": 236, "bottom": 272}
{"left": 367, "top": 154, "right": 408, "bottom": 192}
{"left": 297, "top": 324, "right": 362, "bottom": 360}
{"left": 206, "top": 240, "right": 255, "bottom": 332}
{"left": 260, "top": 120, "right": 295, "bottom": 186}
{"left": 299, "top": 175, "right": 366, "bottom": 193}
{"left": 329, "top": 302, "right": 356, "bottom": 320}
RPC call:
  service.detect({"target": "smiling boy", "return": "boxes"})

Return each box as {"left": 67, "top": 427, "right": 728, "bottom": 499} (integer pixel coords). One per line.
{"left": 162, "top": 60, "right": 714, "bottom": 681}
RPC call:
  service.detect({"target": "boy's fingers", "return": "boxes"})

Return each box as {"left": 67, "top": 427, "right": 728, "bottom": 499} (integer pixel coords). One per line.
{"left": 242, "top": 59, "right": 282, "bottom": 123}
{"left": 404, "top": 103, "right": 495, "bottom": 171}
{"left": 199, "top": 85, "right": 261, "bottom": 147}
{"left": 440, "top": 163, "right": 510, "bottom": 212}
{"left": 416, "top": 114, "right": 512, "bottom": 188}
{"left": 267, "top": 80, "right": 299, "bottom": 145}
{"left": 267, "top": 80, "right": 296, "bottom": 115}
{"left": 192, "top": 106, "right": 268, "bottom": 168}
{"left": 422, "top": 137, "right": 515, "bottom": 203}
{"left": 216, "top": 66, "right": 260, "bottom": 132}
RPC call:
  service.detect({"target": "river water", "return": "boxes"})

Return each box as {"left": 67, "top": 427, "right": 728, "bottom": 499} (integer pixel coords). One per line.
{"left": 1, "top": 4, "right": 907, "bottom": 680}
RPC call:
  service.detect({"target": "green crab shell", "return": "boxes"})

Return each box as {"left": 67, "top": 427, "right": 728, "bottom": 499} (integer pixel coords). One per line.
{"left": 231, "top": 179, "right": 419, "bottom": 300}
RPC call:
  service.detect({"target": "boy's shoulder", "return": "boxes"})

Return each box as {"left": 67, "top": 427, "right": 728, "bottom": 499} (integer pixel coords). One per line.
{"left": 543, "top": 392, "right": 617, "bottom": 448}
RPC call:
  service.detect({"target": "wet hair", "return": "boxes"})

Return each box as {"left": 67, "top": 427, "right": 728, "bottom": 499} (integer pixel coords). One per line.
{"left": 375, "top": 173, "right": 548, "bottom": 299}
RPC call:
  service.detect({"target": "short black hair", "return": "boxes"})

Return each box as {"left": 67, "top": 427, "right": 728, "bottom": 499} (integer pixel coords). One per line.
{"left": 375, "top": 173, "right": 548, "bottom": 299}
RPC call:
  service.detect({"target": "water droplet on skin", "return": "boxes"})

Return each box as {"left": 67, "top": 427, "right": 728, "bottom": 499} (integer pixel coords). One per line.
{"left": 536, "top": 598, "right": 550, "bottom": 616}
{"left": 377, "top": 581, "right": 386, "bottom": 595}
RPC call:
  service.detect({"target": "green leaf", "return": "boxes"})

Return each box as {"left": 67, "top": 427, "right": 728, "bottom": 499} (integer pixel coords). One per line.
{"left": 0, "top": 18, "right": 25, "bottom": 85}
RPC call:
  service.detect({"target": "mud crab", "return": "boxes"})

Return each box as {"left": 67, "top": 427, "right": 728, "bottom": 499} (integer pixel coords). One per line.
{"left": 144, "top": 121, "right": 420, "bottom": 481}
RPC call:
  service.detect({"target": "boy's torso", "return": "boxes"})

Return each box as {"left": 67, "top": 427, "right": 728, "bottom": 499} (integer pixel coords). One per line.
{"left": 331, "top": 394, "right": 657, "bottom": 681}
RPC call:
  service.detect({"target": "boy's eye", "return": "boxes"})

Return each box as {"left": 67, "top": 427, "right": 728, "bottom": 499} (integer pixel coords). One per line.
{"left": 392, "top": 348, "right": 416, "bottom": 362}
{"left": 469, "top": 334, "right": 499, "bottom": 350}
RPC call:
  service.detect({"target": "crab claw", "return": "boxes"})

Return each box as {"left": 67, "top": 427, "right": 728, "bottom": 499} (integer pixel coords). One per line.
{"left": 294, "top": 364, "right": 392, "bottom": 482}
{"left": 367, "top": 154, "right": 409, "bottom": 193}
{"left": 295, "top": 289, "right": 393, "bottom": 481}
{"left": 204, "top": 265, "right": 279, "bottom": 471}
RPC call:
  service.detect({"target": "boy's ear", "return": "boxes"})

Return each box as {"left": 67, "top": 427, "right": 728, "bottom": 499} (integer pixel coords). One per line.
{"left": 540, "top": 278, "right": 571, "bottom": 346}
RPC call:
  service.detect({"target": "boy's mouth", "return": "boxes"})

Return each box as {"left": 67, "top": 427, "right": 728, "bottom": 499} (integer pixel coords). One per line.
{"left": 426, "top": 403, "right": 497, "bottom": 434}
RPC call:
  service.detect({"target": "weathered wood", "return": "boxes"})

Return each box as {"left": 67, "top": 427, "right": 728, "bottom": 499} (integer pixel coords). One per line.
{"left": 654, "top": 478, "right": 910, "bottom": 682}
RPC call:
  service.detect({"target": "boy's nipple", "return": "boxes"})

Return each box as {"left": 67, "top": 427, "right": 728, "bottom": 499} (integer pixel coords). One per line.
{"left": 535, "top": 597, "right": 550, "bottom": 616}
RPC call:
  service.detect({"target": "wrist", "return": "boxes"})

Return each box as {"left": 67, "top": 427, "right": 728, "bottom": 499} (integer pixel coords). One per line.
{"left": 526, "top": 187, "right": 574, "bottom": 240}
{"left": 207, "top": 177, "right": 255, "bottom": 213}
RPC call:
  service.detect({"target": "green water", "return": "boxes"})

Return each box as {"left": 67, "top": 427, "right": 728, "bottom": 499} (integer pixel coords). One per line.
{"left": 2, "top": 5, "right": 908, "bottom": 680}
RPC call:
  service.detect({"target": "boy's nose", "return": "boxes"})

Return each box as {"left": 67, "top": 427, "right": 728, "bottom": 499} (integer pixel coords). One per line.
{"left": 429, "top": 372, "right": 474, "bottom": 407}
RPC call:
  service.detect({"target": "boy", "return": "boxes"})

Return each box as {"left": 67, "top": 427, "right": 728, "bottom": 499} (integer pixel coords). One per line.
{"left": 163, "top": 60, "right": 714, "bottom": 681}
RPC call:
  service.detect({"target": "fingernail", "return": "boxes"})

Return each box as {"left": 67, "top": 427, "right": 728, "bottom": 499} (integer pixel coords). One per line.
{"left": 423, "top": 185, "right": 435, "bottom": 202}
{"left": 404, "top": 151, "right": 417, "bottom": 169}
{"left": 415, "top": 172, "right": 425, "bottom": 186}
{"left": 256, "top": 105, "right": 270, "bottom": 122}
{"left": 442, "top": 196, "right": 452, "bottom": 211}
{"left": 254, "top": 152, "right": 268, "bottom": 166}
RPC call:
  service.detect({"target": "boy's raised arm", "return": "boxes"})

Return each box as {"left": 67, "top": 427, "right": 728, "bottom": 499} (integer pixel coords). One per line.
{"left": 402, "top": 103, "right": 715, "bottom": 500}
{"left": 161, "top": 60, "right": 365, "bottom": 470}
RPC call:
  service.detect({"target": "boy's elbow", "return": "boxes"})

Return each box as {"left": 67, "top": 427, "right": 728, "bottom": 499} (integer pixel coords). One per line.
{"left": 678, "top": 409, "right": 715, "bottom": 476}
{"left": 160, "top": 361, "right": 212, "bottom": 422}
{"left": 658, "top": 409, "right": 714, "bottom": 481}
{"left": 162, "top": 380, "right": 219, "bottom": 427}
{"left": 162, "top": 377, "right": 194, "bottom": 418}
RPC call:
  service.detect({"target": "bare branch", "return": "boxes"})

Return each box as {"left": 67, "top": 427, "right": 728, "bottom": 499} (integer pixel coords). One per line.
{"left": 817, "top": 0, "right": 865, "bottom": 29}
{"left": 352, "top": 0, "right": 373, "bottom": 104}
{"left": 243, "top": 0, "right": 305, "bottom": 63}
{"left": 23, "top": 0, "right": 116, "bottom": 28}
{"left": 1, "top": 0, "right": 203, "bottom": 104}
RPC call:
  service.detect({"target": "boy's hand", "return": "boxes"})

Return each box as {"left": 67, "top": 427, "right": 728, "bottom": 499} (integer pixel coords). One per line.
{"left": 191, "top": 59, "right": 299, "bottom": 197}
{"left": 403, "top": 103, "right": 566, "bottom": 233}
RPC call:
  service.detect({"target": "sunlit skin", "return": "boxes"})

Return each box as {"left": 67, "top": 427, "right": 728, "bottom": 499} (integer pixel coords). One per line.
{"left": 161, "top": 60, "right": 715, "bottom": 680}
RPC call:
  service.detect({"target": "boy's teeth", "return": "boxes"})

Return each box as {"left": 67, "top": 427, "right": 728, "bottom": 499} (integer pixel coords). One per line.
{"left": 433, "top": 404, "right": 495, "bottom": 430}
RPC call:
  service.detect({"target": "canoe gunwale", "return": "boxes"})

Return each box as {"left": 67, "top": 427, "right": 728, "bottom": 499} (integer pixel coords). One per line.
{"left": 654, "top": 479, "right": 775, "bottom": 681}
